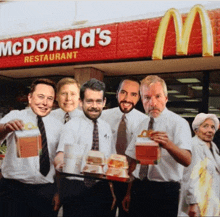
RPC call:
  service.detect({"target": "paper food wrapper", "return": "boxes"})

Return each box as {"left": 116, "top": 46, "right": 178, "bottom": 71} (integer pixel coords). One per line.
{"left": 86, "top": 150, "right": 105, "bottom": 165}
{"left": 107, "top": 154, "right": 128, "bottom": 169}
{"left": 15, "top": 122, "right": 42, "bottom": 158}
{"left": 63, "top": 144, "right": 86, "bottom": 174}
{"left": 135, "top": 130, "right": 161, "bottom": 165}
{"left": 106, "top": 167, "right": 129, "bottom": 182}
{"left": 82, "top": 164, "right": 104, "bottom": 178}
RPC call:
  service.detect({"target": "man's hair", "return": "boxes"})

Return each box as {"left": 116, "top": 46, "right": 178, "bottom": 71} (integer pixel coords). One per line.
{"left": 80, "top": 78, "right": 106, "bottom": 100}
{"left": 29, "top": 78, "right": 56, "bottom": 94}
{"left": 140, "top": 75, "right": 168, "bottom": 97}
{"left": 56, "top": 77, "right": 80, "bottom": 93}
{"left": 117, "top": 76, "right": 141, "bottom": 92}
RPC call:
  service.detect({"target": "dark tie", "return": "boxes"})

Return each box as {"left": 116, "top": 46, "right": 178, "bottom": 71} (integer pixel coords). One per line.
{"left": 116, "top": 114, "right": 127, "bottom": 155}
{"left": 139, "top": 117, "right": 154, "bottom": 180}
{"left": 37, "top": 116, "right": 50, "bottom": 177}
{"left": 84, "top": 120, "right": 99, "bottom": 187}
{"left": 91, "top": 120, "right": 99, "bottom": 151}
{"left": 64, "top": 112, "right": 70, "bottom": 124}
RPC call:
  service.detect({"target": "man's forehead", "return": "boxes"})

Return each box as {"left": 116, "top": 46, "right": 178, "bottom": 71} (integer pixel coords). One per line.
{"left": 33, "top": 84, "right": 55, "bottom": 94}
{"left": 84, "top": 89, "right": 104, "bottom": 97}
{"left": 121, "top": 80, "right": 139, "bottom": 90}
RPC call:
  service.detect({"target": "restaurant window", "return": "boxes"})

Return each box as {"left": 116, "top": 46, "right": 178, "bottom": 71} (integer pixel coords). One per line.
{"left": 104, "top": 70, "right": 220, "bottom": 128}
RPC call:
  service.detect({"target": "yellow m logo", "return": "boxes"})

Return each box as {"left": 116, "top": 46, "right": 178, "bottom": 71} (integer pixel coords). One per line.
{"left": 152, "top": 4, "right": 213, "bottom": 60}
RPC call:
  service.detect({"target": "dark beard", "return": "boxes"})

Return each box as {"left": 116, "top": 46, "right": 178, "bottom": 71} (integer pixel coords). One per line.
{"left": 118, "top": 101, "right": 135, "bottom": 113}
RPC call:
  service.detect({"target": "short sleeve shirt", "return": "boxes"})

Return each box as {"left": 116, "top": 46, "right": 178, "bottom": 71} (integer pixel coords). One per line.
{"left": 126, "top": 108, "right": 192, "bottom": 182}
{"left": 0, "top": 108, "right": 63, "bottom": 184}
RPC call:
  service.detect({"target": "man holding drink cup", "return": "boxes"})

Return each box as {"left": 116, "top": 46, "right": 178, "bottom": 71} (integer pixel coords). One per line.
{"left": 54, "top": 78, "right": 115, "bottom": 217}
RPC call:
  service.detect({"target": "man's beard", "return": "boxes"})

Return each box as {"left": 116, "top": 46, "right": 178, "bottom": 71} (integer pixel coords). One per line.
{"left": 118, "top": 101, "right": 135, "bottom": 113}
{"left": 84, "top": 107, "right": 101, "bottom": 121}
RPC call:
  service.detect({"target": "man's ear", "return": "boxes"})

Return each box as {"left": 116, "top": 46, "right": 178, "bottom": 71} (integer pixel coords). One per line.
{"left": 116, "top": 91, "right": 119, "bottom": 100}
{"left": 27, "top": 93, "right": 32, "bottom": 104}
{"left": 103, "top": 97, "right": 107, "bottom": 108}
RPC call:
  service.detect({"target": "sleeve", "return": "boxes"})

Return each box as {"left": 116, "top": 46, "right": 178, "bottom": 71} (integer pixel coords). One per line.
{"left": 0, "top": 110, "right": 20, "bottom": 143}
{"left": 184, "top": 144, "right": 204, "bottom": 204}
{"left": 0, "top": 110, "right": 19, "bottom": 124}
{"left": 173, "top": 118, "right": 192, "bottom": 151}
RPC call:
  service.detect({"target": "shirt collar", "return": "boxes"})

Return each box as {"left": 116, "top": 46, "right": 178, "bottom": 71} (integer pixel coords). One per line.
{"left": 152, "top": 107, "right": 168, "bottom": 123}
{"left": 116, "top": 106, "right": 136, "bottom": 119}
{"left": 81, "top": 112, "right": 100, "bottom": 125}
{"left": 26, "top": 107, "right": 38, "bottom": 119}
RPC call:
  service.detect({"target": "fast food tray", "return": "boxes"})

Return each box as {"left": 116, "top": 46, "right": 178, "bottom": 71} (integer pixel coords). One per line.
{"left": 58, "top": 171, "right": 131, "bottom": 183}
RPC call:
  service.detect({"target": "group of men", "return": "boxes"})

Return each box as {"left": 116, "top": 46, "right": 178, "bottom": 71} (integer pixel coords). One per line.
{"left": 0, "top": 74, "right": 192, "bottom": 217}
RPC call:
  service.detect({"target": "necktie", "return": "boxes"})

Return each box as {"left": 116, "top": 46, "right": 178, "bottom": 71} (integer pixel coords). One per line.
{"left": 64, "top": 112, "right": 70, "bottom": 124}
{"left": 139, "top": 117, "right": 154, "bottom": 180}
{"left": 91, "top": 120, "right": 99, "bottom": 151}
{"left": 37, "top": 116, "right": 50, "bottom": 177}
{"left": 116, "top": 114, "right": 127, "bottom": 155}
{"left": 84, "top": 120, "right": 99, "bottom": 187}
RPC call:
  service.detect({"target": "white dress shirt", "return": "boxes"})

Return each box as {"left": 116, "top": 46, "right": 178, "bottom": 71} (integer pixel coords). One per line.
{"left": 178, "top": 136, "right": 220, "bottom": 216}
{"left": 0, "top": 108, "right": 63, "bottom": 184}
{"left": 57, "top": 114, "right": 115, "bottom": 180}
{"left": 101, "top": 107, "right": 147, "bottom": 148}
{"left": 50, "top": 108, "right": 83, "bottom": 124}
{"left": 101, "top": 107, "right": 147, "bottom": 177}
{"left": 126, "top": 107, "right": 192, "bottom": 182}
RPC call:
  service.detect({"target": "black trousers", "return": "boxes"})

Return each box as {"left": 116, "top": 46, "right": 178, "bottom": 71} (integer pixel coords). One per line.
{"left": 60, "top": 178, "right": 113, "bottom": 217}
{"left": 109, "top": 182, "right": 129, "bottom": 217}
{"left": 0, "top": 177, "right": 58, "bottom": 217}
{"left": 128, "top": 179, "right": 180, "bottom": 217}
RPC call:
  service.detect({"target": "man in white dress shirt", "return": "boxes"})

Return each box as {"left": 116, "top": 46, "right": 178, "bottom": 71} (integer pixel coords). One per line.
{"left": 101, "top": 76, "right": 147, "bottom": 217}
{"left": 0, "top": 78, "right": 63, "bottom": 217}
{"left": 54, "top": 78, "right": 114, "bottom": 217}
{"left": 50, "top": 77, "right": 83, "bottom": 212}
{"left": 50, "top": 77, "right": 82, "bottom": 123}
{"left": 123, "top": 75, "right": 192, "bottom": 217}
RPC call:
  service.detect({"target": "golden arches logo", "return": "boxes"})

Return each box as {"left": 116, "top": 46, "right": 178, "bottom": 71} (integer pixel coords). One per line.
{"left": 152, "top": 4, "right": 213, "bottom": 60}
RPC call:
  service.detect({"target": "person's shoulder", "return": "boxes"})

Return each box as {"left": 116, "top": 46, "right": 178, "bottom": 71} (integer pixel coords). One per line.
{"left": 130, "top": 109, "right": 146, "bottom": 117}
{"left": 45, "top": 114, "right": 63, "bottom": 128}
{"left": 100, "top": 107, "right": 120, "bottom": 121}
{"left": 3, "top": 109, "right": 26, "bottom": 119}
{"left": 66, "top": 116, "right": 85, "bottom": 127}
{"left": 166, "top": 109, "right": 188, "bottom": 124}
{"left": 102, "top": 107, "right": 118, "bottom": 115}
{"left": 50, "top": 108, "right": 61, "bottom": 114}
{"left": 71, "top": 108, "right": 83, "bottom": 117}
{"left": 127, "top": 109, "right": 147, "bottom": 124}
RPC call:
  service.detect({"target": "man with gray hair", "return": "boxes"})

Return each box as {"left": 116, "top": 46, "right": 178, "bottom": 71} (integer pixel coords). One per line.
{"left": 123, "top": 75, "right": 192, "bottom": 217}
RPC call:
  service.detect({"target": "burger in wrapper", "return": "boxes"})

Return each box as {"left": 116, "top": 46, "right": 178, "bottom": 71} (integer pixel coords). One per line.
{"left": 82, "top": 150, "right": 106, "bottom": 177}
{"left": 106, "top": 154, "right": 129, "bottom": 182}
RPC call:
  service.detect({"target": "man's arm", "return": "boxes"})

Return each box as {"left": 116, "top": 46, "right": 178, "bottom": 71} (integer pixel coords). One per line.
{"left": 122, "top": 157, "right": 137, "bottom": 212}
{"left": 150, "top": 131, "right": 191, "bottom": 166}
{"left": 0, "top": 120, "right": 24, "bottom": 141}
{"left": 54, "top": 151, "right": 64, "bottom": 170}
{"left": 53, "top": 152, "right": 64, "bottom": 211}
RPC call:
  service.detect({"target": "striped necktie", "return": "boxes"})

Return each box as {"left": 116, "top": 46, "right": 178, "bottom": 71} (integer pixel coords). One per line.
{"left": 37, "top": 116, "right": 50, "bottom": 177}
{"left": 84, "top": 120, "right": 99, "bottom": 187}
{"left": 91, "top": 120, "right": 99, "bottom": 150}
{"left": 139, "top": 117, "right": 154, "bottom": 180}
{"left": 64, "top": 112, "right": 70, "bottom": 124}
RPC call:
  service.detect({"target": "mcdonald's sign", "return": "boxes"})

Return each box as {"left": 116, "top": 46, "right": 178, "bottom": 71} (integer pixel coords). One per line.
{"left": 152, "top": 4, "right": 214, "bottom": 60}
